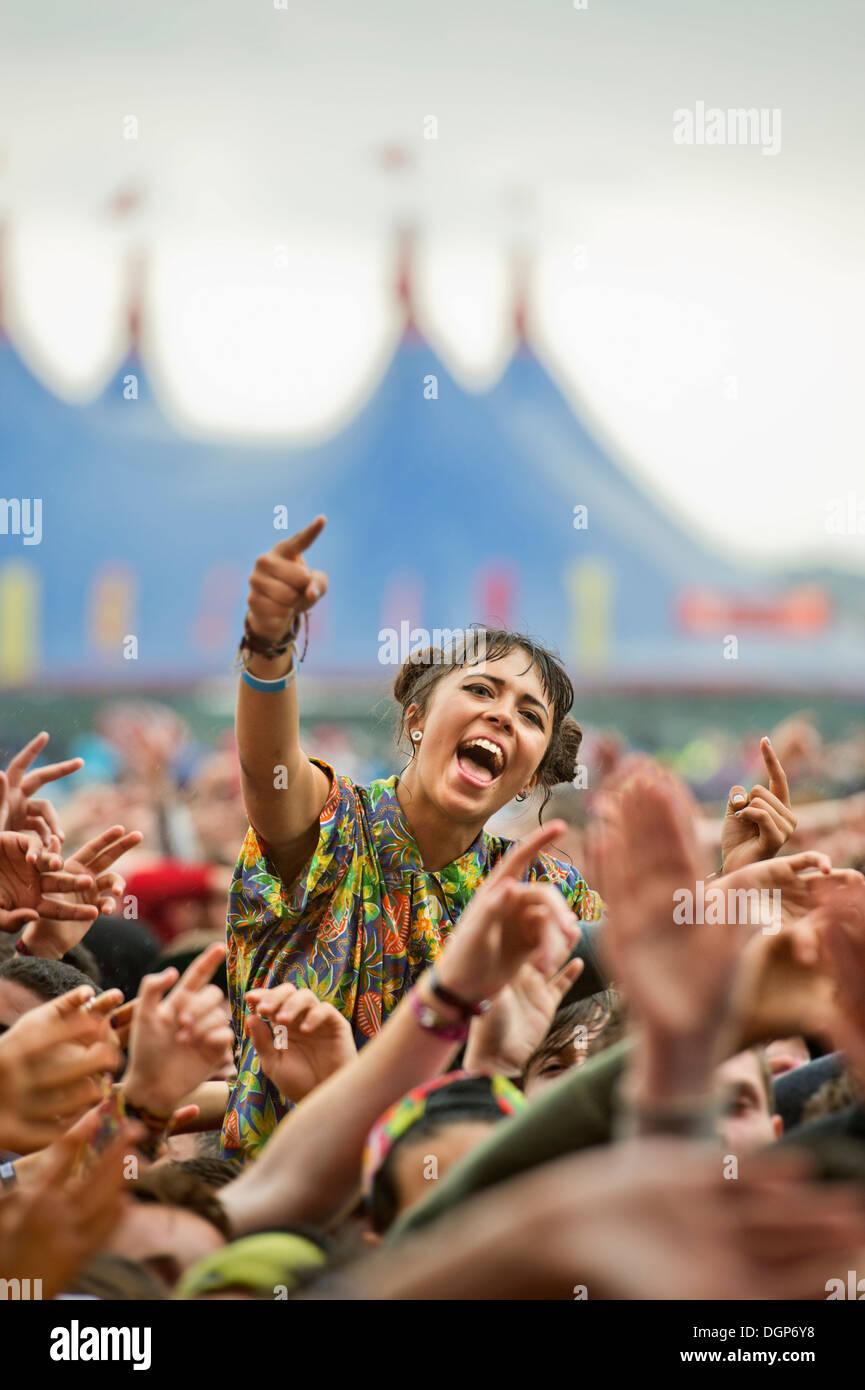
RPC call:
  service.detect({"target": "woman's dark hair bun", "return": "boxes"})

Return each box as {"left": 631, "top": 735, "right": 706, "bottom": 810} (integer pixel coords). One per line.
{"left": 539, "top": 714, "right": 582, "bottom": 787}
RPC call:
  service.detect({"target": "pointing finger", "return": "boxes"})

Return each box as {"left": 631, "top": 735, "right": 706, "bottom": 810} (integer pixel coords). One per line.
{"left": 761, "top": 736, "right": 791, "bottom": 808}
{"left": 4, "top": 731, "right": 50, "bottom": 777}
{"left": 273, "top": 514, "right": 327, "bottom": 560}
{"left": 174, "top": 941, "right": 226, "bottom": 996}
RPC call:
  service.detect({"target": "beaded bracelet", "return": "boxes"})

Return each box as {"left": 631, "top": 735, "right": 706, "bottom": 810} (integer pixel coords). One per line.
{"left": 407, "top": 988, "right": 470, "bottom": 1043}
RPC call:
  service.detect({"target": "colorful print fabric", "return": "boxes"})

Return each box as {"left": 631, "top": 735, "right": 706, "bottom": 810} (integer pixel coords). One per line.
{"left": 223, "top": 759, "right": 603, "bottom": 1162}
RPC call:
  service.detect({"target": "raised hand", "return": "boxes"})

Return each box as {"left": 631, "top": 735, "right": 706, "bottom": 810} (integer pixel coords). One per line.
{"left": 246, "top": 515, "right": 329, "bottom": 645}
{"left": 0, "top": 832, "right": 98, "bottom": 935}
{"left": 515, "top": 1141, "right": 865, "bottom": 1301}
{"left": 709, "top": 852, "right": 863, "bottom": 1051}
{"left": 433, "top": 820, "right": 581, "bottom": 1006}
{"left": 0, "top": 732, "right": 84, "bottom": 847}
{"left": 0, "top": 1119, "right": 139, "bottom": 1300}
{"left": 464, "top": 956, "right": 584, "bottom": 1076}
{"left": 0, "top": 984, "right": 123, "bottom": 1152}
{"left": 732, "top": 912, "right": 838, "bottom": 1051}
{"left": 121, "top": 943, "right": 234, "bottom": 1119}
{"left": 721, "top": 736, "right": 796, "bottom": 874}
{"left": 590, "top": 773, "right": 744, "bottom": 1103}
{"left": 18, "top": 824, "right": 143, "bottom": 959}
{"left": 812, "top": 871, "right": 865, "bottom": 1086}
{"left": 590, "top": 775, "right": 726, "bottom": 1037}
{"left": 245, "top": 982, "right": 357, "bottom": 1103}
{"left": 714, "top": 850, "right": 835, "bottom": 935}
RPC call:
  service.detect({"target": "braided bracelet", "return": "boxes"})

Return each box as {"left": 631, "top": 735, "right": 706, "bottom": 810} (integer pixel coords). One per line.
{"left": 235, "top": 611, "right": 309, "bottom": 670}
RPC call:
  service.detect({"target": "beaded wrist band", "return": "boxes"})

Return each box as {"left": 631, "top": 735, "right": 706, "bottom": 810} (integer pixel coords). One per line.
{"left": 408, "top": 988, "right": 470, "bottom": 1043}
{"left": 235, "top": 611, "right": 309, "bottom": 670}
{"left": 427, "top": 965, "right": 490, "bottom": 1019}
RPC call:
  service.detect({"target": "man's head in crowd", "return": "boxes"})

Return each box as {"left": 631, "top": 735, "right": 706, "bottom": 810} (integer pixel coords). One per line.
{"left": 0, "top": 955, "right": 95, "bottom": 1033}
{"left": 105, "top": 1167, "right": 230, "bottom": 1291}
{"left": 522, "top": 992, "right": 625, "bottom": 1097}
{"left": 716, "top": 1048, "right": 783, "bottom": 1152}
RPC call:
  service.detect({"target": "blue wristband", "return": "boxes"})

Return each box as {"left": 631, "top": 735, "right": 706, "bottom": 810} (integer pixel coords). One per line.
{"left": 240, "top": 651, "right": 297, "bottom": 694}
{"left": 241, "top": 669, "right": 293, "bottom": 693}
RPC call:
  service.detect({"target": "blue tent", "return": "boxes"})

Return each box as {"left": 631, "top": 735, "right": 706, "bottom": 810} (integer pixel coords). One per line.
{"left": 0, "top": 332, "right": 854, "bottom": 688}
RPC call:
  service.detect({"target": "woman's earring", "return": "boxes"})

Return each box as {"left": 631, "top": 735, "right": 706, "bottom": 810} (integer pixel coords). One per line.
{"left": 515, "top": 789, "right": 528, "bottom": 803}
{"left": 411, "top": 730, "right": 423, "bottom": 744}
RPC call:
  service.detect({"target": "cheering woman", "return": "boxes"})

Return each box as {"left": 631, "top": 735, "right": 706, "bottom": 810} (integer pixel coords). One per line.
{"left": 223, "top": 515, "right": 603, "bottom": 1160}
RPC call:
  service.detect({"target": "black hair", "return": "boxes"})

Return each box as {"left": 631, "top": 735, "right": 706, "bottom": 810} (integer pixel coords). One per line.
{"left": 521, "top": 991, "right": 626, "bottom": 1089}
{"left": 0, "top": 952, "right": 94, "bottom": 1003}
{"left": 62, "top": 941, "right": 102, "bottom": 987}
{"left": 171, "top": 1156, "right": 240, "bottom": 1190}
{"left": 128, "top": 1165, "right": 232, "bottom": 1239}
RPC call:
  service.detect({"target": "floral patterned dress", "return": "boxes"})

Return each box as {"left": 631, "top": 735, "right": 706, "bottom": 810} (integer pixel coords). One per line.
{"left": 223, "top": 758, "right": 603, "bottom": 1162}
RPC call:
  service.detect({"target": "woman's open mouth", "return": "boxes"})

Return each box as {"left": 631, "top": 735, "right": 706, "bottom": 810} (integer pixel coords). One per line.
{"left": 455, "top": 737, "right": 506, "bottom": 787}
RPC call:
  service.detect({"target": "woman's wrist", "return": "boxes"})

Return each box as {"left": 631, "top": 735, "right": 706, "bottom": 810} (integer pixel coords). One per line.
{"left": 626, "top": 1030, "right": 717, "bottom": 1108}
{"left": 17, "top": 923, "right": 63, "bottom": 960}
{"left": 430, "top": 955, "right": 492, "bottom": 1013}
{"left": 244, "top": 649, "right": 296, "bottom": 680}
{"left": 119, "top": 1076, "right": 174, "bottom": 1122}
{"left": 238, "top": 612, "right": 306, "bottom": 675}
{"left": 414, "top": 971, "right": 465, "bottom": 1023}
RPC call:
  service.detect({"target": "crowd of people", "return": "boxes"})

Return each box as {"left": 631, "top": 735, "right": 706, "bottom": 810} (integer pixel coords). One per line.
{"left": 3, "top": 515, "right": 865, "bottom": 1302}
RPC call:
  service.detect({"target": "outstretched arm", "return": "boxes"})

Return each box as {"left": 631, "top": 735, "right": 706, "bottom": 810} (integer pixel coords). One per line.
{"left": 235, "top": 515, "right": 331, "bottom": 884}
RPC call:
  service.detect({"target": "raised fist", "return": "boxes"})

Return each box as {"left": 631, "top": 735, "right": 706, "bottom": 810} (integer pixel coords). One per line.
{"left": 246, "top": 515, "right": 329, "bottom": 646}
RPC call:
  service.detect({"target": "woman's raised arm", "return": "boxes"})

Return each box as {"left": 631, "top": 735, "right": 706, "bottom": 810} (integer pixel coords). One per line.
{"left": 235, "top": 515, "right": 331, "bottom": 880}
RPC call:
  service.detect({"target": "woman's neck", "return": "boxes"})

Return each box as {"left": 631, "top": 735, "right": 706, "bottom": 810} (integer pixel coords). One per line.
{"left": 395, "top": 776, "right": 485, "bottom": 871}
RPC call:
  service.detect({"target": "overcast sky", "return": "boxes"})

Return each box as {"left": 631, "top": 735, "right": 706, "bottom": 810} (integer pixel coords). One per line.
{"left": 0, "top": 0, "right": 862, "bottom": 572}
